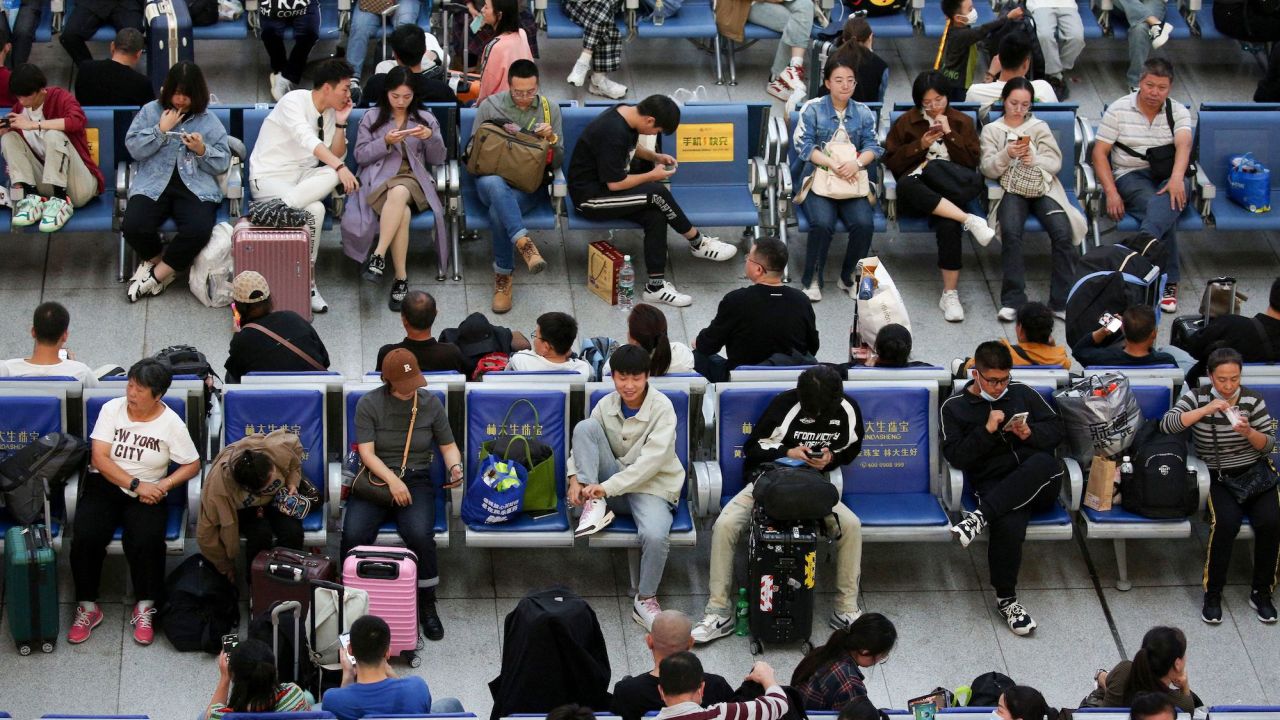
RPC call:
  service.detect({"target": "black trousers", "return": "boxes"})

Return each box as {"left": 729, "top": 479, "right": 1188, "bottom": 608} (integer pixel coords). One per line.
{"left": 260, "top": 5, "right": 321, "bottom": 84}
{"left": 238, "top": 505, "right": 305, "bottom": 581}
{"left": 896, "top": 161, "right": 984, "bottom": 272}
{"left": 972, "top": 452, "right": 1064, "bottom": 598}
{"left": 1205, "top": 479, "right": 1280, "bottom": 594}
{"left": 122, "top": 171, "right": 219, "bottom": 273}
{"left": 60, "top": 0, "right": 144, "bottom": 66}
{"left": 70, "top": 472, "right": 169, "bottom": 602}
{"left": 575, "top": 182, "right": 694, "bottom": 279}
{"left": 0, "top": 0, "right": 44, "bottom": 66}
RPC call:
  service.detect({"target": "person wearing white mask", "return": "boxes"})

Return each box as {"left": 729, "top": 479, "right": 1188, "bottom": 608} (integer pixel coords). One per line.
{"left": 939, "top": 340, "right": 1065, "bottom": 636}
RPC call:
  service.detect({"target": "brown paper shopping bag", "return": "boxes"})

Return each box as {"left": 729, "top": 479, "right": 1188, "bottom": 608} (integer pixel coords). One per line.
{"left": 1084, "top": 456, "right": 1118, "bottom": 511}
{"left": 587, "top": 240, "right": 624, "bottom": 305}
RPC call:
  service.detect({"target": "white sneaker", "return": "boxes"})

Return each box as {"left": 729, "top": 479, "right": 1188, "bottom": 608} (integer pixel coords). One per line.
{"left": 270, "top": 73, "right": 293, "bottom": 101}
{"left": 766, "top": 76, "right": 794, "bottom": 102}
{"left": 38, "top": 196, "right": 73, "bottom": 232}
{"left": 829, "top": 609, "right": 863, "bottom": 630}
{"left": 837, "top": 277, "right": 857, "bottom": 300}
{"left": 567, "top": 55, "right": 591, "bottom": 87}
{"left": 963, "top": 213, "right": 995, "bottom": 246}
{"left": 997, "top": 306, "right": 1017, "bottom": 322}
{"left": 310, "top": 284, "right": 329, "bottom": 314}
{"left": 940, "top": 290, "right": 965, "bottom": 322}
{"left": 588, "top": 72, "right": 627, "bottom": 99}
{"left": 691, "top": 613, "right": 733, "bottom": 643}
{"left": 778, "top": 64, "right": 805, "bottom": 91}
{"left": 783, "top": 87, "right": 807, "bottom": 117}
{"left": 689, "top": 235, "right": 737, "bottom": 261}
{"left": 804, "top": 282, "right": 822, "bottom": 302}
{"left": 1150, "top": 21, "right": 1173, "bottom": 49}
{"left": 642, "top": 281, "right": 692, "bottom": 308}
{"left": 11, "top": 194, "right": 43, "bottom": 228}
{"left": 574, "top": 497, "right": 614, "bottom": 537}
{"left": 129, "top": 259, "right": 155, "bottom": 285}
{"left": 127, "top": 268, "right": 165, "bottom": 303}
{"left": 632, "top": 595, "right": 662, "bottom": 630}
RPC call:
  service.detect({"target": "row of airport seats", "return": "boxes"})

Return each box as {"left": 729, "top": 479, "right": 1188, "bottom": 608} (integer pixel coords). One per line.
{"left": 4, "top": 361, "right": 1280, "bottom": 592}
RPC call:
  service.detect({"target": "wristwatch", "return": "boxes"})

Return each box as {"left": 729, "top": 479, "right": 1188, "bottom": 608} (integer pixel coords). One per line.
{"left": 129, "top": 478, "right": 140, "bottom": 492}
{"left": 336, "top": 123, "right": 349, "bottom": 129}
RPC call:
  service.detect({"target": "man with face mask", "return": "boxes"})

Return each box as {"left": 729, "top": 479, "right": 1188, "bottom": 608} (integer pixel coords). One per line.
{"left": 940, "top": 340, "right": 1065, "bottom": 636}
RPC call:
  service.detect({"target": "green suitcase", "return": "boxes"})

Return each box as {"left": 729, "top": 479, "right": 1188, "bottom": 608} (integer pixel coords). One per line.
{"left": 4, "top": 521, "right": 59, "bottom": 654}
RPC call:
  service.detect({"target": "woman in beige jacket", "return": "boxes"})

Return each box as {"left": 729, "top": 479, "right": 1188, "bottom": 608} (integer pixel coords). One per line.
{"left": 196, "top": 428, "right": 305, "bottom": 581}
{"left": 979, "top": 77, "right": 1086, "bottom": 322}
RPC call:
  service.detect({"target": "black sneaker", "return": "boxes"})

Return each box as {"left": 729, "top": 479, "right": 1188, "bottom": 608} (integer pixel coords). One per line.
{"left": 998, "top": 597, "right": 1037, "bottom": 636}
{"left": 1250, "top": 589, "right": 1278, "bottom": 623}
{"left": 950, "top": 510, "right": 986, "bottom": 548}
{"left": 388, "top": 279, "right": 408, "bottom": 312}
{"left": 349, "top": 77, "right": 362, "bottom": 107}
{"left": 421, "top": 602, "right": 444, "bottom": 641}
{"left": 363, "top": 252, "right": 385, "bottom": 282}
{"left": 1202, "top": 591, "right": 1223, "bottom": 624}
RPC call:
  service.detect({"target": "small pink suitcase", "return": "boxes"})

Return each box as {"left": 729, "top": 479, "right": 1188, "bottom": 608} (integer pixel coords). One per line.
{"left": 232, "top": 218, "right": 312, "bottom": 322}
{"left": 342, "top": 546, "right": 421, "bottom": 666}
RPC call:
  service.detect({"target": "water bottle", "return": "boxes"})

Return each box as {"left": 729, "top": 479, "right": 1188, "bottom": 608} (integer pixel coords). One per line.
{"left": 857, "top": 274, "right": 875, "bottom": 300}
{"left": 618, "top": 254, "right": 635, "bottom": 311}
{"left": 1118, "top": 455, "right": 1133, "bottom": 486}
{"left": 653, "top": 0, "right": 665, "bottom": 25}
{"left": 734, "top": 587, "right": 750, "bottom": 636}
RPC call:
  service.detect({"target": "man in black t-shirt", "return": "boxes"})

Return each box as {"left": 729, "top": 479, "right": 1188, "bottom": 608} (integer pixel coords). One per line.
{"left": 225, "top": 271, "right": 331, "bottom": 383}
{"left": 613, "top": 610, "right": 736, "bottom": 720}
{"left": 375, "top": 289, "right": 465, "bottom": 373}
{"left": 73, "top": 28, "right": 154, "bottom": 107}
{"left": 568, "top": 95, "right": 737, "bottom": 308}
{"left": 357, "top": 24, "right": 459, "bottom": 108}
{"left": 693, "top": 238, "right": 818, "bottom": 383}
{"left": 1071, "top": 304, "right": 1193, "bottom": 371}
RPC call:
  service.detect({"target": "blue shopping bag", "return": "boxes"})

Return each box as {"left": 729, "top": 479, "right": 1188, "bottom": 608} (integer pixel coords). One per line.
{"left": 461, "top": 450, "right": 527, "bottom": 525}
{"left": 1228, "top": 153, "right": 1272, "bottom": 213}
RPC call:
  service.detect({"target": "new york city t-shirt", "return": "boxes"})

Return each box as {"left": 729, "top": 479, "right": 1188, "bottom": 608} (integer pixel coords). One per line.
{"left": 90, "top": 396, "right": 200, "bottom": 496}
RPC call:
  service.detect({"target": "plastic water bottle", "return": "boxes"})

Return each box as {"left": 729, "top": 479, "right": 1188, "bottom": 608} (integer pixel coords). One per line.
{"left": 618, "top": 254, "right": 635, "bottom": 311}
{"left": 653, "top": 0, "right": 665, "bottom": 25}
{"left": 734, "top": 587, "right": 750, "bottom": 636}
{"left": 857, "top": 274, "right": 875, "bottom": 300}
{"left": 1118, "top": 455, "right": 1133, "bottom": 486}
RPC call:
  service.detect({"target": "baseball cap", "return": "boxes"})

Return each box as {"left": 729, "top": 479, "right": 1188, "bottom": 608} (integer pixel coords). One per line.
{"left": 381, "top": 348, "right": 426, "bottom": 395}
{"left": 232, "top": 271, "right": 271, "bottom": 304}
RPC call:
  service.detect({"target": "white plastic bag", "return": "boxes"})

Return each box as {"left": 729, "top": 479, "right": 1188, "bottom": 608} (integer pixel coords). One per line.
{"left": 189, "top": 221, "right": 234, "bottom": 307}
{"left": 218, "top": 0, "right": 243, "bottom": 20}
{"left": 853, "top": 257, "right": 911, "bottom": 348}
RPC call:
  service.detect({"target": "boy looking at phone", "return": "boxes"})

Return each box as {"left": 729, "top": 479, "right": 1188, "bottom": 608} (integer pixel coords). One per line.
{"left": 322, "top": 615, "right": 463, "bottom": 720}
{"left": 941, "top": 340, "right": 1065, "bottom": 636}
{"left": 1070, "top": 303, "right": 1193, "bottom": 371}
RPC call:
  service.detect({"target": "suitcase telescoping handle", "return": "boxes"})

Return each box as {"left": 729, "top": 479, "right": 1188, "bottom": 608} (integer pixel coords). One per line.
{"left": 350, "top": 548, "right": 417, "bottom": 561}
{"left": 309, "top": 579, "right": 346, "bottom": 698}
{"left": 268, "top": 562, "right": 304, "bottom": 582}
{"left": 356, "top": 560, "right": 400, "bottom": 580}
{"left": 271, "top": 600, "right": 302, "bottom": 683}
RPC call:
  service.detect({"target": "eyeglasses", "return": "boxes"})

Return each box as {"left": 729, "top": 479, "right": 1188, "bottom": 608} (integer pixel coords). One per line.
{"left": 747, "top": 257, "right": 776, "bottom": 274}
{"left": 510, "top": 88, "right": 538, "bottom": 99}
{"left": 921, "top": 97, "right": 948, "bottom": 109}
{"left": 978, "top": 373, "right": 1011, "bottom": 387}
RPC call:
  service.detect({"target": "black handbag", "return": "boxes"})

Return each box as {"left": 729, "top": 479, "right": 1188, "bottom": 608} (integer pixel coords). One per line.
{"left": 1211, "top": 422, "right": 1280, "bottom": 504}
{"left": 752, "top": 461, "right": 839, "bottom": 521}
{"left": 1113, "top": 99, "right": 1179, "bottom": 186}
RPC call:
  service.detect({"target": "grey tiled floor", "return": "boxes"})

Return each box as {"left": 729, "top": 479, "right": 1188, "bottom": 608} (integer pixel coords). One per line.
{"left": 0, "top": 19, "right": 1279, "bottom": 720}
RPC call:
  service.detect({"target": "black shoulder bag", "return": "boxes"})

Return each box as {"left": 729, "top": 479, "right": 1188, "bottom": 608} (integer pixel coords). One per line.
{"left": 1112, "top": 99, "right": 1180, "bottom": 185}
{"left": 1210, "top": 412, "right": 1279, "bottom": 505}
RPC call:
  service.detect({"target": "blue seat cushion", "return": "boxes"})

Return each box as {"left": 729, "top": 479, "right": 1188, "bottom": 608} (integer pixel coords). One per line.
{"left": 1077, "top": 0, "right": 1106, "bottom": 37}
{"left": 600, "top": 498, "right": 694, "bottom": 534}
{"left": 1105, "top": 4, "right": 1192, "bottom": 39}
{"left": 963, "top": 491, "right": 1070, "bottom": 526}
{"left": 0, "top": 514, "right": 61, "bottom": 537}
{"left": 409, "top": 210, "right": 437, "bottom": 231}
{"left": 194, "top": 20, "right": 251, "bottom": 39}
{"left": 864, "top": 10, "right": 915, "bottom": 38}
{"left": 636, "top": 1, "right": 715, "bottom": 37}
{"left": 461, "top": 183, "right": 559, "bottom": 231}
{"left": 742, "top": 23, "right": 782, "bottom": 39}
{"left": 112, "top": 507, "right": 183, "bottom": 542}
{"left": 1210, "top": 190, "right": 1280, "bottom": 230}
{"left": 673, "top": 186, "right": 760, "bottom": 228}
{"left": 1081, "top": 505, "right": 1186, "bottom": 524}
{"left": 303, "top": 505, "right": 325, "bottom": 532}
{"left": 543, "top": 1, "right": 587, "bottom": 38}
{"left": 467, "top": 498, "right": 571, "bottom": 532}
{"left": 14, "top": 195, "right": 114, "bottom": 233}
{"left": 843, "top": 492, "right": 950, "bottom": 527}
{"left": 795, "top": 201, "right": 889, "bottom": 234}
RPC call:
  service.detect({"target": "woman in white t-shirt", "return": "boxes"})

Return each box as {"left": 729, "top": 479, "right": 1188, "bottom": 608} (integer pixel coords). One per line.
{"left": 67, "top": 359, "right": 201, "bottom": 648}
{"left": 625, "top": 303, "right": 694, "bottom": 375}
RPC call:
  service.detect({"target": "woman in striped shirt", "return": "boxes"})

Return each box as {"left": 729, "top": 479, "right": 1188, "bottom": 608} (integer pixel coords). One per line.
{"left": 1160, "top": 348, "right": 1279, "bottom": 626}
{"left": 205, "top": 638, "right": 311, "bottom": 719}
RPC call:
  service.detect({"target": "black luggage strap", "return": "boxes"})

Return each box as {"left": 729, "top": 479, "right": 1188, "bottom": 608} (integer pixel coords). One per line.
{"left": 1252, "top": 317, "right": 1276, "bottom": 359}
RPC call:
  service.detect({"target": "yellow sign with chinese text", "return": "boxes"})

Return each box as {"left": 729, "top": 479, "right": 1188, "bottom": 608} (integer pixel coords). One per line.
{"left": 676, "top": 123, "right": 733, "bottom": 163}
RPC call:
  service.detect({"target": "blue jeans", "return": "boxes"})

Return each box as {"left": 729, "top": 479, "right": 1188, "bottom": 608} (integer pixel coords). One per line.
{"left": 475, "top": 174, "right": 541, "bottom": 274}
{"left": 346, "top": 0, "right": 422, "bottom": 79}
{"left": 996, "top": 193, "right": 1076, "bottom": 310}
{"left": 1115, "top": 0, "right": 1166, "bottom": 86}
{"left": 800, "top": 194, "right": 874, "bottom": 288}
{"left": 432, "top": 698, "right": 465, "bottom": 713}
{"left": 1113, "top": 170, "right": 1188, "bottom": 282}
{"left": 340, "top": 468, "right": 439, "bottom": 589}
{"left": 572, "top": 418, "right": 674, "bottom": 597}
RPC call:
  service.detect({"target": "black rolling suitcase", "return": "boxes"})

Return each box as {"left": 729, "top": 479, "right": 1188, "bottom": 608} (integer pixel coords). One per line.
{"left": 1170, "top": 277, "right": 1243, "bottom": 352}
{"left": 145, "top": 0, "right": 195, "bottom": 95}
{"left": 746, "top": 506, "right": 818, "bottom": 653}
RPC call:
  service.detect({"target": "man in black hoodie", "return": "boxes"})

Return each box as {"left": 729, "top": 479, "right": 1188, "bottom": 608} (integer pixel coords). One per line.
{"left": 940, "top": 340, "right": 1064, "bottom": 637}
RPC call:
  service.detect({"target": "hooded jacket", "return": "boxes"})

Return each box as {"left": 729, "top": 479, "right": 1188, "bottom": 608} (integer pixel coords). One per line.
{"left": 940, "top": 380, "right": 1063, "bottom": 485}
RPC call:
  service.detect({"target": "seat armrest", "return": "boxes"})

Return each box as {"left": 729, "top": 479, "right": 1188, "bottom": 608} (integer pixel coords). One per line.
{"left": 116, "top": 161, "right": 130, "bottom": 198}
{"left": 434, "top": 164, "right": 448, "bottom": 200}
{"left": 1062, "top": 457, "right": 1083, "bottom": 511}
{"left": 1186, "top": 0, "right": 1201, "bottom": 12}
{"left": 64, "top": 474, "right": 80, "bottom": 525}
{"left": 1196, "top": 163, "right": 1215, "bottom": 200}
{"left": 447, "top": 159, "right": 460, "bottom": 196}
{"left": 943, "top": 461, "right": 964, "bottom": 512}
{"left": 328, "top": 460, "right": 345, "bottom": 529}
{"left": 986, "top": 178, "right": 1004, "bottom": 202}
{"left": 748, "top": 156, "right": 767, "bottom": 195}
{"left": 826, "top": 469, "right": 844, "bottom": 496}
{"left": 693, "top": 460, "right": 722, "bottom": 517}
{"left": 186, "top": 469, "right": 203, "bottom": 531}
{"left": 246, "top": 0, "right": 260, "bottom": 33}
{"left": 771, "top": 114, "right": 790, "bottom": 162}
{"left": 1189, "top": 453, "right": 1210, "bottom": 511}
{"left": 778, "top": 162, "right": 793, "bottom": 203}
{"left": 534, "top": 0, "right": 548, "bottom": 8}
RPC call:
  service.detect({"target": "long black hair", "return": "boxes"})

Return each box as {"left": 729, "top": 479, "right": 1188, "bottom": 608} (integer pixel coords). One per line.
{"left": 791, "top": 612, "right": 897, "bottom": 686}
{"left": 627, "top": 303, "right": 673, "bottom": 377}
{"left": 226, "top": 639, "right": 280, "bottom": 712}
{"left": 1003, "top": 686, "right": 1059, "bottom": 720}
{"left": 370, "top": 66, "right": 430, "bottom": 133}
{"left": 1124, "top": 626, "right": 1187, "bottom": 705}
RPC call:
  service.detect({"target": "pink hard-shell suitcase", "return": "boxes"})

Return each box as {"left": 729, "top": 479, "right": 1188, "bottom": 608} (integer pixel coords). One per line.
{"left": 342, "top": 546, "right": 421, "bottom": 666}
{"left": 232, "top": 218, "right": 312, "bottom": 322}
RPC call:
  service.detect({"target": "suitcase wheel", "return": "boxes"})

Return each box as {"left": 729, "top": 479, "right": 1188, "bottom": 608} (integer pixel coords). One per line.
{"left": 801, "top": 639, "right": 814, "bottom": 655}
{"left": 416, "top": 636, "right": 426, "bottom": 651}
{"left": 409, "top": 652, "right": 422, "bottom": 668}
{"left": 749, "top": 638, "right": 762, "bottom": 655}
{"left": 41, "top": 641, "right": 54, "bottom": 653}
{"left": 18, "top": 643, "right": 32, "bottom": 656}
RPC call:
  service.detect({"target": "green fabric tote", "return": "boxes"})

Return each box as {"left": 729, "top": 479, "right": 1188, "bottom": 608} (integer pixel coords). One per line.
{"left": 480, "top": 399, "right": 558, "bottom": 513}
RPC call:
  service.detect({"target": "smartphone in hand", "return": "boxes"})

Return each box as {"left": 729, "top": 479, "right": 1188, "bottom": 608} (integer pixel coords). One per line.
{"left": 221, "top": 633, "right": 239, "bottom": 655}
{"left": 1099, "top": 313, "right": 1122, "bottom": 334}
{"left": 1002, "top": 411, "right": 1030, "bottom": 432}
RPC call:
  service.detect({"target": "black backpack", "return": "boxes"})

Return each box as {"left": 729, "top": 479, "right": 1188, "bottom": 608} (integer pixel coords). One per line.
{"left": 752, "top": 462, "right": 840, "bottom": 522}
{"left": 969, "top": 671, "right": 1015, "bottom": 707}
{"left": 1214, "top": 0, "right": 1280, "bottom": 41}
{"left": 982, "top": 2, "right": 1045, "bottom": 80}
{"left": 0, "top": 432, "right": 88, "bottom": 524}
{"left": 187, "top": 0, "right": 220, "bottom": 25}
{"left": 160, "top": 554, "right": 240, "bottom": 654}
{"left": 1121, "top": 419, "right": 1197, "bottom": 519}
{"left": 1065, "top": 234, "right": 1164, "bottom": 347}
{"left": 248, "top": 602, "right": 318, "bottom": 689}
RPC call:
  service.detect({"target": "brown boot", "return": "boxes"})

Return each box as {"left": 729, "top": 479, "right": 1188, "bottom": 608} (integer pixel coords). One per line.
{"left": 515, "top": 236, "right": 547, "bottom": 274}
{"left": 492, "top": 272, "right": 513, "bottom": 314}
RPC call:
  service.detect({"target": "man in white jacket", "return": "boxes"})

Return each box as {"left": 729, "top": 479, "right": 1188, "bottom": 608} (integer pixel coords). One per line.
{"left": 568, "top": 344, "right": 684, "bottom": 632}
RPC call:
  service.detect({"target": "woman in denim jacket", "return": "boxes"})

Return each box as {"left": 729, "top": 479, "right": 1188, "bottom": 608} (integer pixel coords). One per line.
{"left": 123, "top": 62, "right": 230, "bottom": 303}
{"left": 792, "top": 57, "right": 883, "bottom": 302}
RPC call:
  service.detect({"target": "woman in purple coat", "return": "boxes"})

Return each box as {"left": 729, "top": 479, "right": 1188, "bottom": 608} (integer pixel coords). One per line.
{"left": 342, "top": 66, "right": 448, "bottom": 312}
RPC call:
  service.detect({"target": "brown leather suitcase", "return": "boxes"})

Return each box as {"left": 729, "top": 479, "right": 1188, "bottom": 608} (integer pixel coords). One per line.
{"left": 250, "top": 547, "right": 335, "bottom": 617}
{"left": 232, "top": 219, "right": 313, "bottom": 322}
